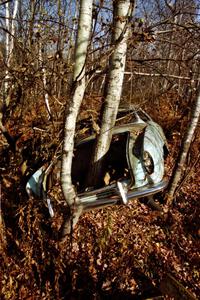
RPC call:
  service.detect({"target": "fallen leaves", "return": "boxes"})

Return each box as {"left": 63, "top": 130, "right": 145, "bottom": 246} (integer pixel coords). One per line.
{"left": 1, "top": 91, "right": 200, "bottom": 299}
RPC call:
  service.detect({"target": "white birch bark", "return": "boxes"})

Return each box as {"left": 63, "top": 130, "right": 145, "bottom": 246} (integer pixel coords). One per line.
{"left": 4, "top": 0, "right": 19, "bottom": 101}
{"left": 89, "top": 0, "right": 134, "bottom": 186}
{"left": 4, "top": 1, "right": 10, "bottom": 96}
{"left": 38, "top": 39, "right": 52, "bottom": 119}
{"left": 9, "top": 0, "right": 19, "bottom": 63}
{"left": 0, "top": 2, "right": 16, "bottom": 146}
{"left": 61, "top": 0, "right": 93, "bottom": 236}
{"left": 167, "top": 86, "right": 200, "bottom": 203}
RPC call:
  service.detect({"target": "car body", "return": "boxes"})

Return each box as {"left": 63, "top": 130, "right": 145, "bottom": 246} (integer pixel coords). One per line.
{"left": 26, "top": 111, "right": 168, "bottom": 216}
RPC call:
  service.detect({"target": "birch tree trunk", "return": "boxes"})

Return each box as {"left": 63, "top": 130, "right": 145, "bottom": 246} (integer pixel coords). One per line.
{"left": 4, "top": 0, "right": 19, "bottom": 103}
{"left": 0, "top": 0, "right": 19, "bottom": 144}
{"left": 4, "top": 1, "right": 10, "bottom": 99}
{"left": 88, "top": 0, "right": 134, "bottom": 187}
{"left": 61, "top": 0, "right": 93, "bottom": 237}
{"left": 9, "top": 0, "right": 19, "bottom": 61}
{"left": 37, "top": 30, "right": 52, "bottom": 119}
{"left": 167, "top": 86, "right": 200, "bottom": 204}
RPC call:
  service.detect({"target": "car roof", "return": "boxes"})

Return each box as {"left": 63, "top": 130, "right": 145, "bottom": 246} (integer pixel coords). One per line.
{"left": 76, "top": 122, "right": 147, "bottom": 146}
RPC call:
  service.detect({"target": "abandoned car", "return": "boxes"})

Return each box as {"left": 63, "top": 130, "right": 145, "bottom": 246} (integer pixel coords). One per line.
{"left": 26, "top": 110, "right": 168, "bottom": 216}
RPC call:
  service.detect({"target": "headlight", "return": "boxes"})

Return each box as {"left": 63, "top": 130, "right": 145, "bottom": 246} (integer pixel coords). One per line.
{"left": 143, "top": 150, "right": 154, "bottom": 175}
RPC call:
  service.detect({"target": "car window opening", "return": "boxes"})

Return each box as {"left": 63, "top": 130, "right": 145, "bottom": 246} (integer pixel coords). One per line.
{"left": 72, "top": 132, "right": 130, "bottom": 192}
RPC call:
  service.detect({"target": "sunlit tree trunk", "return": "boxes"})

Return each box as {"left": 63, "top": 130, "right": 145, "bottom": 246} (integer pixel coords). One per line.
{"left": 167, "top": 86, "right": 200, "bottom": 204}
{"left": 4, "top": 1, "right": 10, "bottom": 99}
{"left": 4, "top": 0, "right": 19, "bottom": 104}
{"left": 1, "top": 0, "right": 19, "bottom": 137}
{"left": 88, "top": 0, "right": 134, "bottom": 187}
{"left": 61, "top": 0, "right": 93, "bottom": 236}
{"left": 9, "top": 0, "right": 19, "bottom": 61}
{"left": 37, "top": 26, "right": 52, "bottom": 119}
{"left": 38, "top": 41, "right": 52, "bottom": 120}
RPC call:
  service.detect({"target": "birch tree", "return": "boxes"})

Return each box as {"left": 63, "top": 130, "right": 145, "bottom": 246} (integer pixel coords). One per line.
{"left": 88, "top": 0, "right": 134, "bottom": 187}
{"left": 0, "top": 0, "right": 19, "bottom": 149}
{"left": 61, "top": 0, "right": 93, "bottom": 236}
{"left": 37, "top": 24, "right": 52, "bottom": 119}
{"left": 167, "top": 86, "right": 200, "bottom": 204}
{"left": 4, "top": 0, "right": 10, "bottom": 101}
{"left": 4, "top": 0, "right": 19, "bottom": 102}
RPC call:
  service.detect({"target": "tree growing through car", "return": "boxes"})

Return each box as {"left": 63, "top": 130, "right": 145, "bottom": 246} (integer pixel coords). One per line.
{"left": 61, "top": 0, "right": 93, "bottom": 237}
{"left": 61, "top": 0, "right": 135, "bottom": 236}
{"left": 87, "top": 0, "right": 135, "bottom": 188}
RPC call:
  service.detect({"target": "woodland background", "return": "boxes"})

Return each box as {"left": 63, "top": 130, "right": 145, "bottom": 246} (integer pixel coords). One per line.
{"left": 0, "top": 0, "right": 200, "bottom": 299}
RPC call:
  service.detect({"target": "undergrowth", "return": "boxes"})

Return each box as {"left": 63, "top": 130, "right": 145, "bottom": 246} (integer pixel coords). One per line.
{"left": 0, "top": 92, "right": 199, "bottom": 299}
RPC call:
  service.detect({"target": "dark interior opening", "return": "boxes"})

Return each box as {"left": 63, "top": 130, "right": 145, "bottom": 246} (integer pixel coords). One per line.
{"left": 72, "top": 132, "right": 130, "bottom": 192}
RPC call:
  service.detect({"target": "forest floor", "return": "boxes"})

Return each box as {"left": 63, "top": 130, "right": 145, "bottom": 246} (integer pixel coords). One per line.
{"left": 0, "top": 92, "right": 199, "bottom": 299}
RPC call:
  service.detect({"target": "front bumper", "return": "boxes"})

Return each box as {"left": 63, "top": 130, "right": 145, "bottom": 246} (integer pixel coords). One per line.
{"left": 78, "top": 179, "right": 168, "bottom": 211}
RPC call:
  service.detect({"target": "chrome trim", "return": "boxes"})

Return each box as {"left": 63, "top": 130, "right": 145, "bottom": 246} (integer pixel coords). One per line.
{"left": 78, "top": 179, "right": 168, "bottom": 211}
{"left": 76, "top": 122, "right": 146, "bottom": 145}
